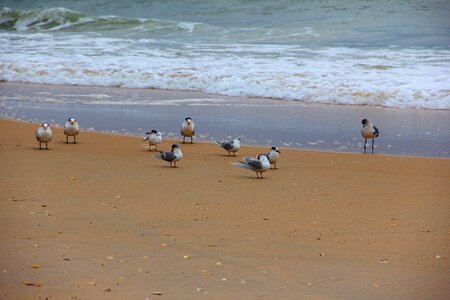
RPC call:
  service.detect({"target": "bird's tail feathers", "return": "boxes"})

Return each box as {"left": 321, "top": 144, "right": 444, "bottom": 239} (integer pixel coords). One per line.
{"left": 231, "top": 162, "right": 252, "bottom": 169}
{"left": 154, "top": 153, "right": 163, "bottom": 159}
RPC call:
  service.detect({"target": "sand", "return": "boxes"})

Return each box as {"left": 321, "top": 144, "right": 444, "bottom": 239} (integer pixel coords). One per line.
{"left": 0, "top": 118, "right": 449, "bottom": 299}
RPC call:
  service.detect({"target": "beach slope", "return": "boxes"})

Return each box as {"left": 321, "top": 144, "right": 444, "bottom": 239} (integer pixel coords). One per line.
{"left": 0, "top": 119, "right": 449, "bottom": 299}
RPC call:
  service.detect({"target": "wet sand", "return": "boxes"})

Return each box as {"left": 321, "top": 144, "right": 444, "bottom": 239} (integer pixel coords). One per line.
{"left": 1, "top": 82, "right": 449, "bottom": 157}
{"left": 0, "top": 118, "right": 449, "bottom": 299}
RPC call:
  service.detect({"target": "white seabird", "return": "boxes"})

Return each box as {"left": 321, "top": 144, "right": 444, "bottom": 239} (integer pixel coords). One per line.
{"left": 35, "top": 122, "right": 53, "bottom": 150}
{"left": 361, "top": 119, "right": 379, "bottom": 153}
{"left": 143, "top": 130, "right": 162, "bottom": 151}
{"left": 215, "top": 137, "right": 240, "bottom": 156}
{"left": 231, "top": 154, "right": 270, "bottom": 178}
{"left": 154, "top": 144, "right": 183, "bottom": 168}
{"left": 181, "top": 117, "right": 195, "bottom": 143}
{"left": 264, "top": 146, "right": 281, "bottom": 169}
{"left": 64, "top": 117, "right": 80, "bottom": 143}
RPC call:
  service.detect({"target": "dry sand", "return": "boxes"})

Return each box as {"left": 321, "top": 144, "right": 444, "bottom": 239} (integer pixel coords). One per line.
{"left": 0, "top": 118, "right": 449, "bottom": 299}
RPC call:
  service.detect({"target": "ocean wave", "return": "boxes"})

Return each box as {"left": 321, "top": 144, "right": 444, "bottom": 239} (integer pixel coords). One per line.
{"left": 0, "top": 7, "right": 83, "bottom": 31}
{"left": 0, "top": 7, "right": 202, "bottom": 33}
{"left": 0, "top": 6, "right": 322, "bottom": 44}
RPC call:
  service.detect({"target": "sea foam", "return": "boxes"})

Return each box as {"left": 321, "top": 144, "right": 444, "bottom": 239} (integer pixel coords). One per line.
{"left": 1, "top": 7, "right": 450, "bottom": 110}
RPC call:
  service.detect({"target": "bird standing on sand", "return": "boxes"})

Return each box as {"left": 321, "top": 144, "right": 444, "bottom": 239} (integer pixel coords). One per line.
{"left": 143, "top": 130, "right": 162, "bottom": 151}
{"left": 64, "top": 117, "right": 79, "bottom": 143}
{"left": 361, "top": 119, "right": 379, "bottom": 153}
{"left": 154, "top": 144, "right": 183, "bottom": 167}
{"left": 264, "top": 146, "right": 281, "bottom": 169}
{"left": 35, "top": 122, "right": 52, "bottom": 150}
{"left": 215, "top": 137, "right": 240, "bottom": 156}
{"left": 231, "top": 154, "right": 270, "bottom": 178}
{"left": 181, "top": 117, "right": 195, "bottom": 143}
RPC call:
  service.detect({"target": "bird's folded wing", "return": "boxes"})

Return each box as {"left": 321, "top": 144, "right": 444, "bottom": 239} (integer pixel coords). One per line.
{"left": 243, "top": 157, "right": 262, "bottom": 169}
{"left": 374, "top": 126, "right": 379, "bottom": 136}
{"left": 222, "top": 141, "right": 233, "bottom": 150}
{"left": 162, "top": 151, "right": 176, "bottom": 161}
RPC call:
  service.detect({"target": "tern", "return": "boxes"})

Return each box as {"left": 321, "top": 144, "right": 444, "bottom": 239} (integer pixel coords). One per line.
{"left": 181, "top": 117, "right": 195, "bottom": 143}
{"left": 143, "top": 130, "right": 162, "bottom": 151}
{"left": 35, "top": 122, "right": 52, "bottom": 150}
{"left": 264, "top": 146, "right": 281, "bottom": 169}
{"left": 231, "top": 154, "right": 270, "bottom": 178}
{"left": 361, "top": 119, "right": 379, "bottom": 154}
{"left": 64, "top": 117, "right": 79, "bottom": 143}
{"left": 154, "top": 144, "right": 183, "bottom": 168}
{"left": 215, "top": 137, "right": 240, "bottom": 156}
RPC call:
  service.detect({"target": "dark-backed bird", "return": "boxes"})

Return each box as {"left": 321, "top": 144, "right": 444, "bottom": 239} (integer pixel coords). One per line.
{"left": 231, "top": 154, "right": 270, "bottom": 178}
{"left": 215, "top": 137, "right": 240, "bottom": 156}
{"left": 361, "top": 119, "right": 379, "bottom": 154}
{"left": 154, "top": 144, "right": 183, "bottom": 167}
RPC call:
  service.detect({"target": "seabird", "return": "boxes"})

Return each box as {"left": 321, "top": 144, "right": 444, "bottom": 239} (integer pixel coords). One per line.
{"left": 215, "top": 137, "right": 240, "bottom": 156}
{"left": 35, "top": 122, "right": 52, "bottom": 150}
{"left": 154, "top": 144, "right": 183, "bottom": 167}
{"left": 361, "top": 119, "right": 379, "bottom": 153}
{"left": 143, "top": 130, "right": 162, "bottom": 151}
{"left": 231, "top": 154, "right": 270, "bottom": 178}
{"left": 181, "top": 117, "right": 195, "bottom": 143}
{"left": 264, "top": 146, "right": 281, "bottom": 169}
{"left": 64, "top": 117, "right": 79, "bottom": 143}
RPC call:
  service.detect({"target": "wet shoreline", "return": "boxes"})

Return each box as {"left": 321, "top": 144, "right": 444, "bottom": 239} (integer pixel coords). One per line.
{"left": 1, "top": 82, "right": 449, "bottom": 158}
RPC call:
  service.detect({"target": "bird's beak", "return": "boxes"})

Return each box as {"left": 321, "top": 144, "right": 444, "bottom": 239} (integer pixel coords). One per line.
{"left": 145, "top": 132, "right": 151, "bottom": 134}
{"left": 277, "top": 150, "right": 281, "bottom": 153}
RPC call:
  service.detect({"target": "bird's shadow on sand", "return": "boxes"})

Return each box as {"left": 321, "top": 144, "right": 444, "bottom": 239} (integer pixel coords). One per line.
{"left": 229, "top": 174, "right": 270, "bottom": 180}
{"left": 55, "top": 141, "right": 78, "bottom": 145}
{"left": 141, "top": 149, "right": 162, "bottom": 154}
{"left": 153, "top": 165, "right": 183, "bottom": 169}
{"left": 27, "top": 145, "right": 56, "bottom": 151}
{"left": 214, "top": 153, "right": 240, "bottom": 158}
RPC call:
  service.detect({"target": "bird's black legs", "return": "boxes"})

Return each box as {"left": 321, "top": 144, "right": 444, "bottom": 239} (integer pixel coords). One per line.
{"left": 39, "top": 143, "right": 42, "bottom": 150}
{"left": 45, "top": 142, "right": 48, "bottom": 150}
{"left": 66, "top": 136, "right": 69, "bottom": 143}
{"left": 372, "top": 138, "right": 375, "bottom": 154}
{"left": 190, "top": 137, "right": 193, "bottom": 144}
{"left": 74, "top": 136, "right": 77, "bottom": 144}
{"left": 363, "top": 138, "right": 367, "bottom": 153}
